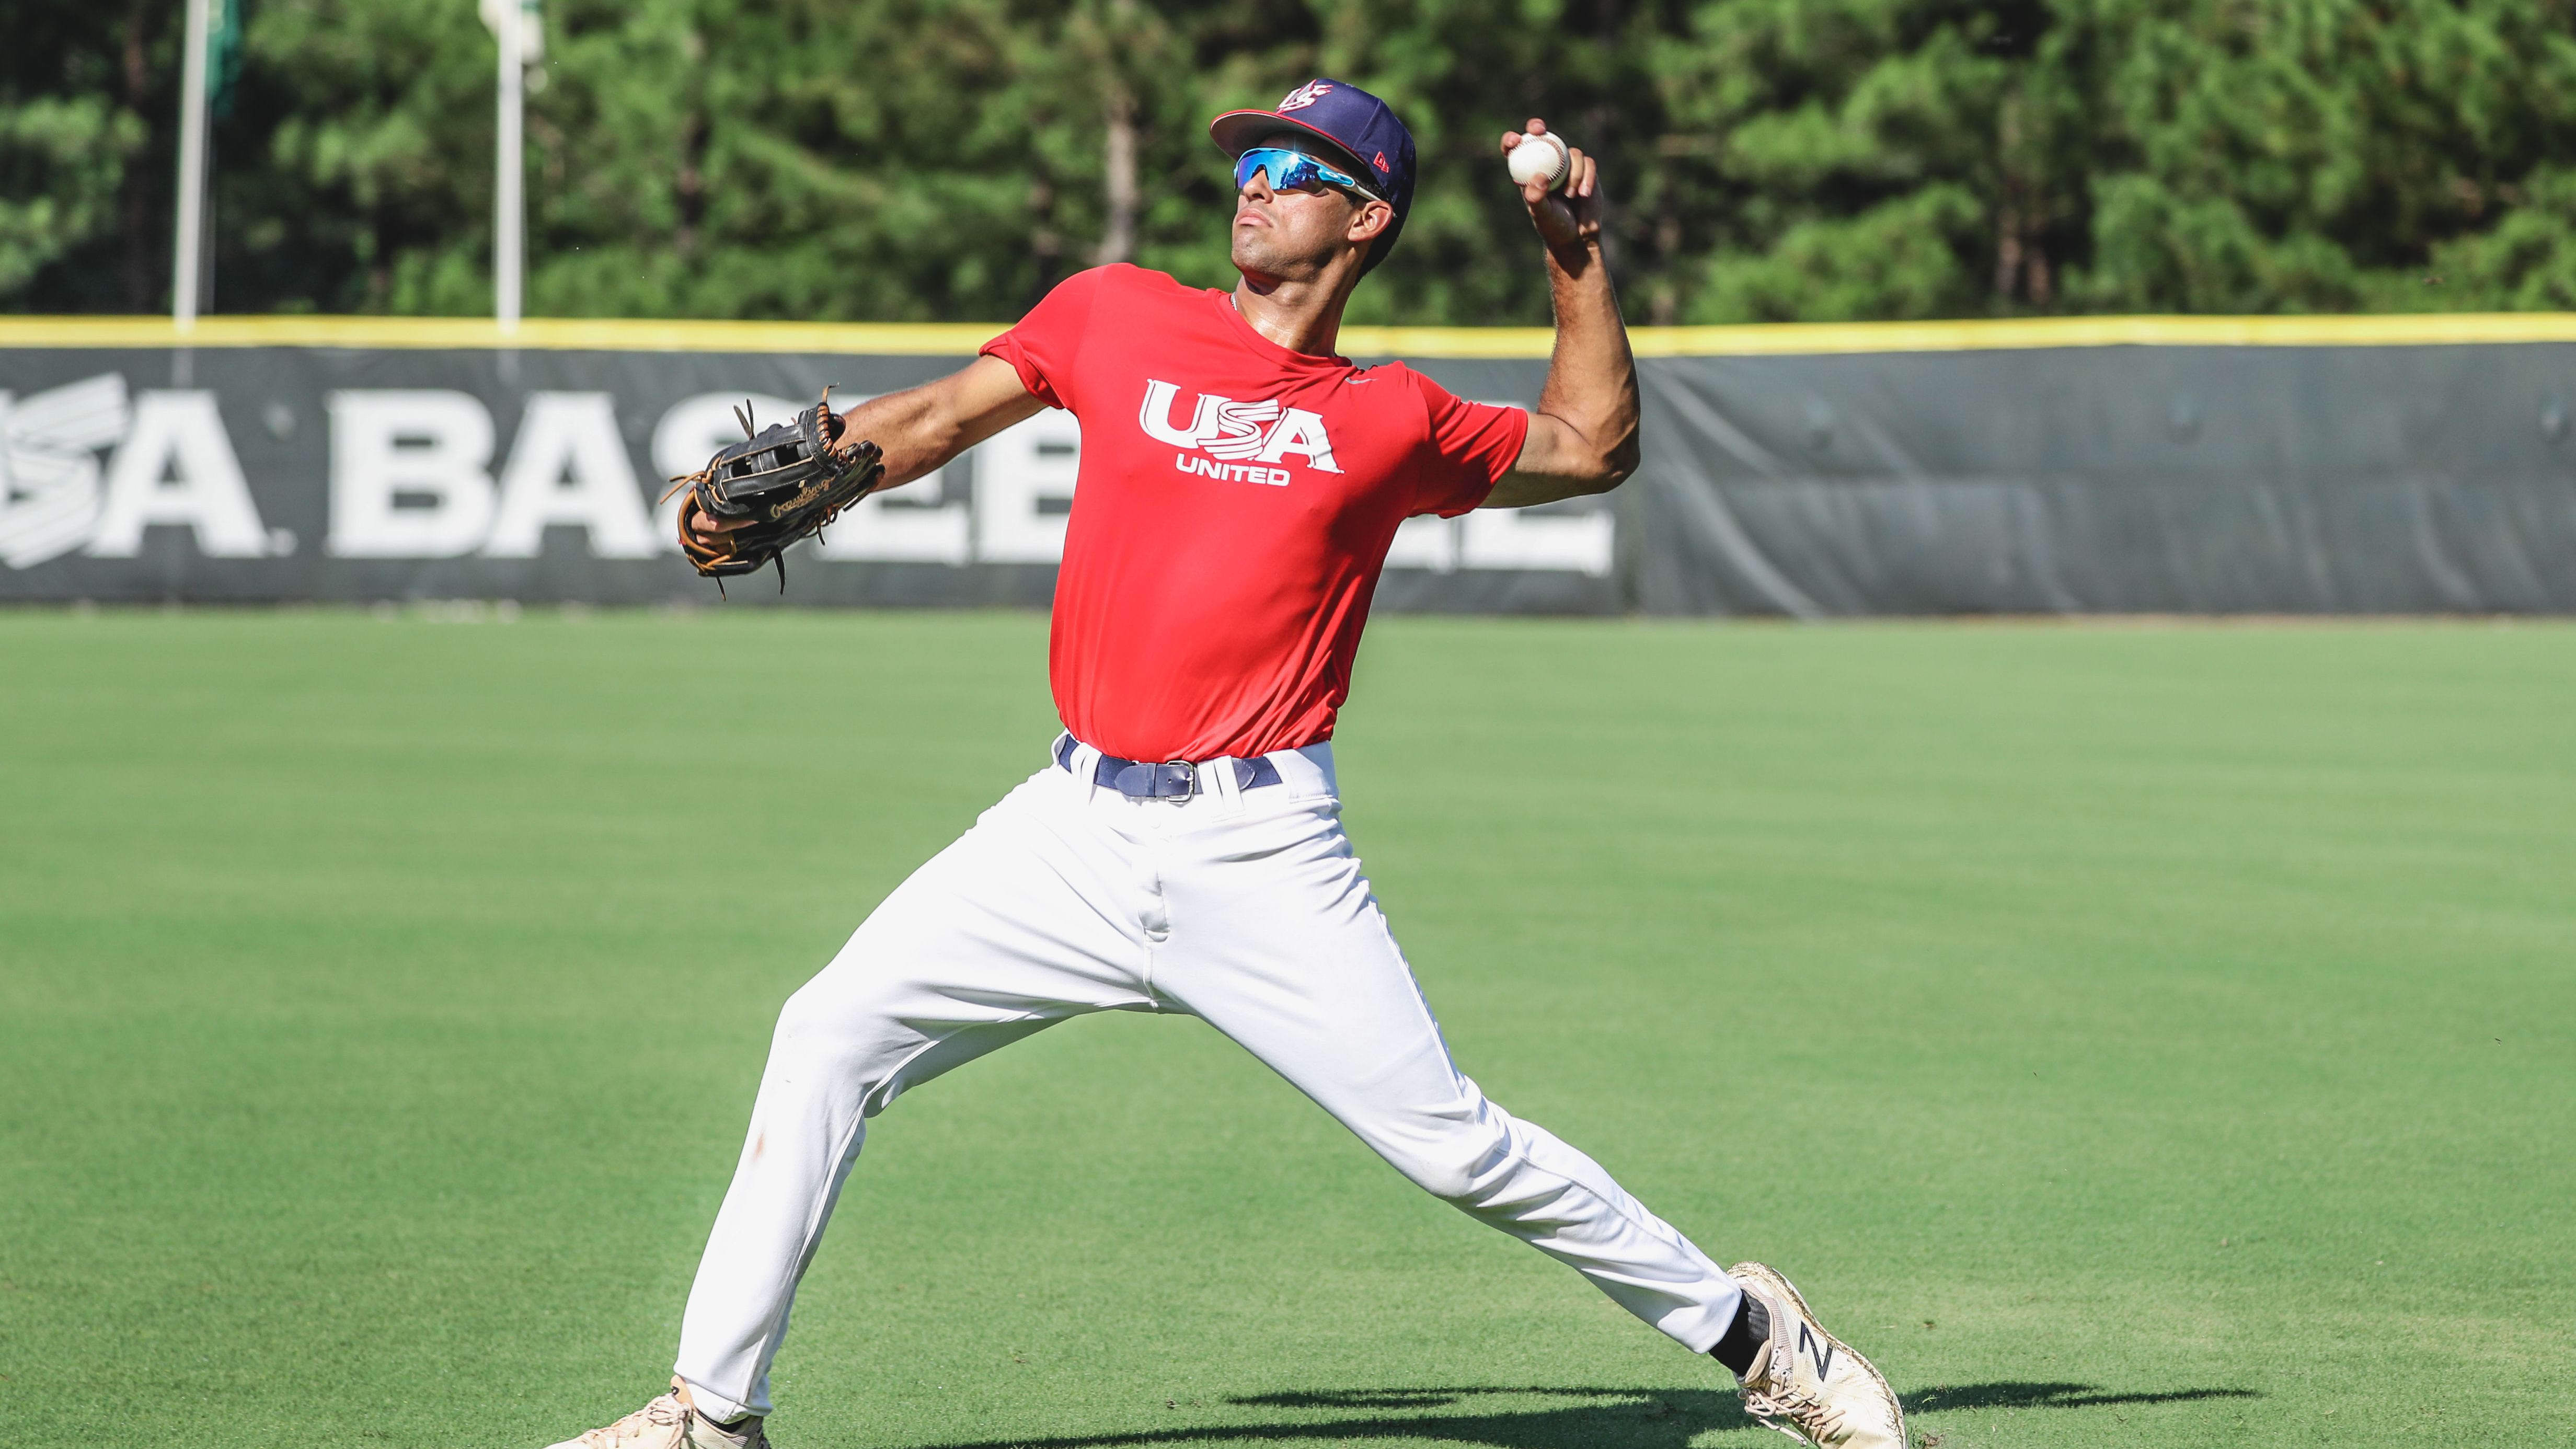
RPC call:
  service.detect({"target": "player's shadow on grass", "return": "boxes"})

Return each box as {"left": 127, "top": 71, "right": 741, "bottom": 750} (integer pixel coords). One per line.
{"left": 907, "top": 1381, "right": 2261, "bottom": 1449}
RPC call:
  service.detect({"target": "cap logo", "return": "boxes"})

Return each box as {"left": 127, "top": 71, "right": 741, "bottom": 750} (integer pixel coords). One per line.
{"left": 1278, "top": 80, "right": 1333, "bottom": 112}
{"left": 1373, "top": 151, "right": 1389, "bottom": 173}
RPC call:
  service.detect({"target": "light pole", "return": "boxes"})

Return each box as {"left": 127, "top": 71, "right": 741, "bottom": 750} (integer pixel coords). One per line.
{"left": 494, "top": 0, "right": 523, "bottom": 335}
{"left": 172, "top": 0, "right": 212, "bottom": 331}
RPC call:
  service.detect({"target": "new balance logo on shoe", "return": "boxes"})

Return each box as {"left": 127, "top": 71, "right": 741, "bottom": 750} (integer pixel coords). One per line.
{"left": 1798, "top": 1322, "right": 1837, "bottom": 1379}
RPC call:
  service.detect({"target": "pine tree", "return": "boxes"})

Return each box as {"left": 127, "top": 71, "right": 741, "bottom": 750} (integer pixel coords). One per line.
{"left": 14, "top": 0, "right": 2576, "bottom": 321}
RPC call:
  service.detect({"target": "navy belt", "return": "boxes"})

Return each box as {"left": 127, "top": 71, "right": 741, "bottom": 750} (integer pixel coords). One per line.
{"left": 1056, "top": 736, "right": 1283, "bottom": 799}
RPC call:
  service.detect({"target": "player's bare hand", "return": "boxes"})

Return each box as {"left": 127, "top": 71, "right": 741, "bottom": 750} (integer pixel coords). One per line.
{"left": 1500, "top": 119, "right": 1602, "bottom": 267}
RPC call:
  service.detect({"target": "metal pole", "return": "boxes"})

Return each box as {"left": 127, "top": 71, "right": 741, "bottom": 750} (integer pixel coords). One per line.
{"left": 172, "top": 0, "right": 212, "bottom": 329}
{"left": 495, "top": 0, "right": 523, "bottom": 335}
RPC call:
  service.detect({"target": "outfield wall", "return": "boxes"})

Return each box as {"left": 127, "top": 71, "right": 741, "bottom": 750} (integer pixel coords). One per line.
{"left": 5, "top": 315, "right": 2574, "bottom": 614}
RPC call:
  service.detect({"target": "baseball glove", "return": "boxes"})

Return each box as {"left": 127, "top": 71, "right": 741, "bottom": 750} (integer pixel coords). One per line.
{"left": 663, "top": 387, "right": 885, "bottom": 593}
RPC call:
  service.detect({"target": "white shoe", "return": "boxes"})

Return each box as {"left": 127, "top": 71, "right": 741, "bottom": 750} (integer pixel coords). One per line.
{"left": 544, "top": 1378, "right": 768, "bottom": 1449}
{"left": 1727, "top": 1262, "right": 1907, "bottom": 1449}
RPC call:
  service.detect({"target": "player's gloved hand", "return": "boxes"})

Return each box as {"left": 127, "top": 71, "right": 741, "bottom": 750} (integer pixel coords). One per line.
{"left": 663, "top": 388, "right": 885, "bottom": 594}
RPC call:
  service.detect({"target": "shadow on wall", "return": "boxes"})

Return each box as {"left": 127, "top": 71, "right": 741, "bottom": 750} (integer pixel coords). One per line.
{"left": 897, "top": 1380, "right": 2262, "bottom": 1449}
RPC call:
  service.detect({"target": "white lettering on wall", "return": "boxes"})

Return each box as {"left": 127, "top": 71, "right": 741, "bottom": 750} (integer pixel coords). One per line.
{"left": 484, "top": 392, "right": 656, "bottom": 558}
{"left": 0, "top": 373, "right": 129, "bottom": 568}
{"left": 974, "top": 409, "right": 1082, "bottom": 562}
{"left": 1461, "top": 505, "right": 1615, "bottom": 576}
{"left": 86, "top": 391, "right": 269, "bottom": 558}
{"left": 813, "top": 471, "right": 973, "bottom": 565}
{"left": 1, "top": 378, "right": 1612, "bottom": 577}
{"left": 327, "top": 390, "right": 497, "bottom": 558}
{"left": 802, "top": 395, "right": 968, "bottom": 565}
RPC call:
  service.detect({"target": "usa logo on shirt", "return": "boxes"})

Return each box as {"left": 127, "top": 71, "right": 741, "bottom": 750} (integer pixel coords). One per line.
{"left": 1138, "top": 379, "right": 1342, "bottom": 486}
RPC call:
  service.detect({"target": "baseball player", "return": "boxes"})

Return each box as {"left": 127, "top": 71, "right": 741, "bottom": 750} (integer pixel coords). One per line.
{"left": 550, "top": 81, "right": 1906, "bottom": 1449}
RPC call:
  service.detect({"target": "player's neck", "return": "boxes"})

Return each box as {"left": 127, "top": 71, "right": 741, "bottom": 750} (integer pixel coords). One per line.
{"left": 1230, "top": 273, "right": 1354, "bottom": 358}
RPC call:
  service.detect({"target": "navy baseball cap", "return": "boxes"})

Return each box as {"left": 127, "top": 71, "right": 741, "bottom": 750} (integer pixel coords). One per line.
{"left": 1210, "top": 78, "right": 1416, "bottom": 274}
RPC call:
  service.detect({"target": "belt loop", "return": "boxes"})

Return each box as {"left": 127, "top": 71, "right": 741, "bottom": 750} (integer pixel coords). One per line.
{"left": 1059, "top": 732, "right": 1100, "bottom": 802}
{"left": 1203, "top": 751, "right": 1246, "bottom": 814}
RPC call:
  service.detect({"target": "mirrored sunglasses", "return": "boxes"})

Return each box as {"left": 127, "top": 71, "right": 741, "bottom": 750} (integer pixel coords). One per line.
{"left": 1235, "top": 146, "right": 1381, "bottom": 201}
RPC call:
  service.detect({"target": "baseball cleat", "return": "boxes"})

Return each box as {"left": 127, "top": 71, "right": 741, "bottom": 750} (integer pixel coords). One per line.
{"left": 1726, "top": 1262, "right": 1907, "bottom": 1449}
{"left": 544, "top": 1378, "right": 768, "bottom": 1449}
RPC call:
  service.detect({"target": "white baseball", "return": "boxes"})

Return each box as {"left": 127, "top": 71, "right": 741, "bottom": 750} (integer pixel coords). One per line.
{"left": 1506, "top": 131, "right": 1570, "bottom": 191}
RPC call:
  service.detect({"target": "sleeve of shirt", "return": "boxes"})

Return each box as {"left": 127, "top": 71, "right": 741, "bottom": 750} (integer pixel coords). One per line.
{"left": 1407, "top": 367, "right": 1533, "bottom": 518}
{"left": 979, "top": 267, "right": 1113, "bottom": 412}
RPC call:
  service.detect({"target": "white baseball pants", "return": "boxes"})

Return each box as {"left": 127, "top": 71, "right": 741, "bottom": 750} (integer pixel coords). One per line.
{"left": 673, "top": 738, "right": 1741, "bottom": 1420}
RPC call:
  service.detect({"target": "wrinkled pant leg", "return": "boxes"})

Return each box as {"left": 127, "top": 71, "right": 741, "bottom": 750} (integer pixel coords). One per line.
{"left": 675, "top": 771, "right": 1155, "bottom": 1419}
{"left": 1153, "top": 796, "right": 1742, "bottom": 1353}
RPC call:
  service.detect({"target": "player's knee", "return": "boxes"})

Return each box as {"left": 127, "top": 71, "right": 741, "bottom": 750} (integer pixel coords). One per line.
{"left": 767, "top": 970, "right": 902, "bottom": 1071}
{"left": 1380, "top": 1111, "right": 1514, "bottom": 1204}
{"left": 773, "top": 978, "right": 838, "bottom": 1042}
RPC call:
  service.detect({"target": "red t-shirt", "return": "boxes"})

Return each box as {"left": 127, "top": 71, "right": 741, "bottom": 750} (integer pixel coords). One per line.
{"left": 981, "top": 264, "right": 1530, "bottom": 762}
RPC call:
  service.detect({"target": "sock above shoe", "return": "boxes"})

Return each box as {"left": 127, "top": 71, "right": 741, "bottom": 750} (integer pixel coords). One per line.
{"left": 1708, "top": 1286, "right": 1771, "bottom": 1377}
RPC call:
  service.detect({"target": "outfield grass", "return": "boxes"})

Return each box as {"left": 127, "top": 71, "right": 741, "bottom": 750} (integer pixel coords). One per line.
{"left": 1, "top": 610, "right": 2569, "bottom": 1449}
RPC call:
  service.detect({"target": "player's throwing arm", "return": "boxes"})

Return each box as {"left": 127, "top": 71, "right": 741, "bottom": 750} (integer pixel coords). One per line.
{"left": 1484, "top": 119, "right": 1641, "bottom": 509}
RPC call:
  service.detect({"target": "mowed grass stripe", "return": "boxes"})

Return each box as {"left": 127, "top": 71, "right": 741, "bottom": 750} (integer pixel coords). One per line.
{"left": 0, "top": 611, "right": 2567, "bottom": 1449}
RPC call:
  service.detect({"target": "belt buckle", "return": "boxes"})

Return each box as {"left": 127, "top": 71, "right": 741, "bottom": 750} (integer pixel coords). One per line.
{"left": 1109, "top": 756, "right": 1199, "bottom": 800}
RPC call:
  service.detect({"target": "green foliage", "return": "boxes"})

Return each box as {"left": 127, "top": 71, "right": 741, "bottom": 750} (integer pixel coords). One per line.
{"left": 2431, "top": 167, "right": 2576, "bottom": 307}
{"left": 2056, "top": 0, "right": 2576, "bottom": 313}
{"left": 14, "top": 0, "right": 2576, "bottom": 321}
{"left": 3, "top": 1, "right": 163, "bottom": 311}
{"left": 245, "top": 0, "right": 501, "bottom": 312}
{"left": 0, "top": 95, "right": 142, "bottom": 296}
